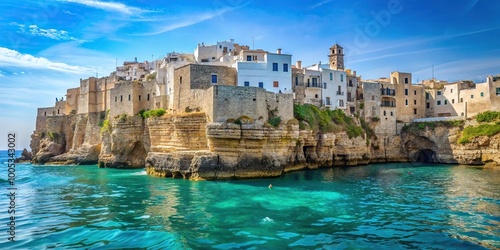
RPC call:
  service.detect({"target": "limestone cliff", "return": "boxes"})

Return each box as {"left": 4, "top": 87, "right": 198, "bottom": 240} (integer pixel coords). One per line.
{"left": 401, "top": 122, "right": 500, "bottom": 166}
{"left": 30, "top": 111, "right": 499, "bottom": 179}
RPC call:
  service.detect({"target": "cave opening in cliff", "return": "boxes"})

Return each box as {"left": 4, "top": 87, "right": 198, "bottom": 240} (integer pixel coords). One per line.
{"left": 415, "top": 149, "right": 436, "bottom": 163}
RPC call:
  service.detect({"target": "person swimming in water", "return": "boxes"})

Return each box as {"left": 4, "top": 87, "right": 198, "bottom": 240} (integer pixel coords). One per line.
{"left": 268, "top": 184, "right": 273, "bottom": 189}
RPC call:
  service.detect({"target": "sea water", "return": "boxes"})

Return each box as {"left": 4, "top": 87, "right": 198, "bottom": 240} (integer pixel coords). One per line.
{"left": 0, "top": 150, "right": 499, "bottom": 249}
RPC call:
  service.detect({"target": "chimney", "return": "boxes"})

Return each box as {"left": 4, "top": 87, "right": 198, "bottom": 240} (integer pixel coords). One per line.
{"left": 277, "top": 48, "right": 282, "bottom": 54}
{"left": 296, "top": 60, "right": 302, "bottom": 69}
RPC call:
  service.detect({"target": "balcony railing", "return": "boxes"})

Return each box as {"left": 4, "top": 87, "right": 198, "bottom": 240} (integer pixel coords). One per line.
{"left": 381, "top": 101, "right": 396, "bottom": 107}
{"left": 336, "top": 91, "right": 344, "bottom": 95}
{"left": 381, "top": 88, "right": 396, "bottom": 96}
{"left": 307, "top": 83, "right": 322, "bottom": 88}
{"left": 347, "top": 98, "right": 355, "bottom": 102}
{"left": 325, "top": 100, "right": 332, "bottom": 106}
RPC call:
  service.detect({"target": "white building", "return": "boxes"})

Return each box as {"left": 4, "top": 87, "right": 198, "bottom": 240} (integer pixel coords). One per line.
{"left": 234, "top": 49, "right": 292, "bottom": 93}
{"left": 115, "top": 58, "right": 151, "bottom": 81}
{"left": 194, "top": 39, "right": 237, "bottom": 63}
{"left": 305, "top": 64, "right": 347, "bottom": 110}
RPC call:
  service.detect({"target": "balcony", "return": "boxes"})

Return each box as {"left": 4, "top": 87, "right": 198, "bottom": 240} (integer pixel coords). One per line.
{"left": 347, "top": 98, "right": 355, "bottom": 102}
{"left": 307, "top": 83, "right": 322, "bottom": 88}
{"left": 381, "top": 101, "right": 396, "bottom": 107}
{"left": 336, "top": 91, "right": 344, "bottom": 95}
{"left": 325, "top": 100, "right": 332, "bottom": 106}
{"left": 381, "top": 88, "right": 396, "bottom": 96}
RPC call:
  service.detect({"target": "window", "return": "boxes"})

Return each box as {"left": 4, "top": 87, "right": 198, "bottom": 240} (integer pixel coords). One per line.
{"left": 414, "top": 108, "right": 417, "bottom": 115}
{"left": 315, "top": 94, "right": 318, "bottom": 98}
{"left": 211, "top": 74, "right": 218, "bottom": 84}
{"left": 414, "top": 100, "right": 417, "bottom": 105}
{"left": 405, "top": 89, "right": 408, "bottom": 95}
{"left": 339, "top": 100, "right": 344, "bottom": 107}
{"left": 444, "top": 100, "right": 448, "bottom": 105}
{"left": 180, "top": 76, "right": 182, "bottom": 84}
{"left": 244, "top": 81, "right": 250, "bottom": 87}
{"left": 349, "top": 80, "right": 353, "bottom": 87}
{"left": 115, "top": 96, "right": 117, "bottom": 102}
{"left": 405, "top": 78, "right": 409, "bottom": 84}
{"left": 460, "top": 98, "right": 463, "bottom": 103}
{"left": 426, "top": 102, "right": 430, "bottom": 109}
{"left": 295, "top": 77, "right": 298, "bottom": 86}
{"left": 437, "top": 91, "right": 442, "bottom": 95}
{"left": 341, "top": 74, "right": 344, "bottom": 82}
{"left": 57, "top": 109, "right": 60, "bottom": 114}
{"left": 414, "top": 90, "right": 417, "bottom": 95}
{"left": 480, "top": 92, "right": 484, "bottom": 97}
{"left": 330, "top": 73, "right": 333, "bottom": 80}
{"left": 461, "top": 112, "right": 464, "bottom": 116}
{"left": 324, "top": 83, "right": 327, "bottom": 89}
{"left": 371, "top": 95, "right": 374, "bottom": 100}
{"left": 272, "top": 63, "right": 278, "bottom": 71}
{"left": 120, "top": 95, "right": 123, "bottom": 102}
{"left": 312, "top": 77, "right": 318, "bottom": 86}
{"left": 139, "top": 95, "right": 141, "bottom": 101}
{"left": 426, "top": 92, "right": 430, "bottom": 100}
{"left": 259, "top": 82, "right": 264, "bottom": 88}
{"left": 452, "top": 99, "right": 455, "bottom": 104}
{"left": 384, "top": 110, "right": 386, "bottom": 116}
{"left": 247, "top": 55, "right": 252, "bottom": 61}
{"left": 405, "top": 99, "right": 408, "bottom": 105}
{"left": 147, "top": 94, "right": 150, "bottom": 101}
{"left": 273, "top": 81, "right": 279, "bottom": 87}
{"left": 471, "top": 95, "right": 474, "bottom": 99}
{"left": 451, "top": 89, "right": 453, "bottom": 93}
{"left": 390, "top": 112, "right": 393, "bottom": 116}
{"left": 283, "top": 63, "right": 288, "bottom": 72}
{"left": 128, "top": 94, "right": 131, "bottom": 101}
{"left": 496, "top": 88, "right": 500, "bottom": 96}
{"left": 437, "top": 100, "right": 441, "bottom": 105}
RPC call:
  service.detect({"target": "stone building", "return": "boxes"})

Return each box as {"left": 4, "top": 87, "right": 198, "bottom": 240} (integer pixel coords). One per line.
{"left": 346, "top": 70, "right": 359, "bottom": 115}
{"left": 390, "top": 72, "right": 426, "bottom": 122}
{"left": 172, "top": 64, "right": 237, "bottom": 114}
{"left": 291, "top": 60, "right": 306, "bottom": 104}
{"left": 115, "top": 58, "right": 151, "bottom": 81}
{"left": 109, "top": 80, "right": 156, "bottom": 118}
{"left": 424, "top": 75, "right": 500, "bottom": 118}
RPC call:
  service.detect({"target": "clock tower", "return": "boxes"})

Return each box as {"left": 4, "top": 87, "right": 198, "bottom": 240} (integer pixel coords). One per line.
{"left": 328, "top": 44, "right": 344, "bottom": 71}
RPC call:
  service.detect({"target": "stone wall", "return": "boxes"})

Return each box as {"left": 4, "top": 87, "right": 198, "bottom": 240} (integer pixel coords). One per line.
{"left": 173, "top": 64, "right": 237, "bottom": 113}
{"left": 147, "top": 113, "right": 208, "bottom": 152}
{"left": 65, "top": 88, "right": 79, "bottom": 114}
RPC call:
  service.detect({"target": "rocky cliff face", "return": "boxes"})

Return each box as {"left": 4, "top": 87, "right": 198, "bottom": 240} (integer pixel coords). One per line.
{"left": 30, "top": 111, "right": 499, "bottom": 178}
{"left": 32, "top": 113, "right": 102, "bottom": 165}
{"left": 401, "top": 123, "right": 500, "bottom": 166}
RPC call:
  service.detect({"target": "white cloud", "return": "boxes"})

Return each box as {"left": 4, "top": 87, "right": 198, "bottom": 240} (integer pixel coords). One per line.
{"left": 64, "top": 0, "right": 150, "bottom": 15}
{"left": 0, "top": 47, "right": 92, "bottom": 73}
{"left": 10, "top": 23, "right": 86, "bottom": 43}
{"left": 310, "top": 0, "right": 334, "bottom": 9}
{"left": 63, "top": 10, "right": 78, "bottom": 16}
{"left": 138, "top": 4, "right": 246, "bottom": 36}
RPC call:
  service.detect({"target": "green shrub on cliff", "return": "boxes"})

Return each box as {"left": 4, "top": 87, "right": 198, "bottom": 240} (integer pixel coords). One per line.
{"left": 458, "top": 123, "right": 500, "bottom": 144}
{"left": 476, "top": 111, "right": 500, "bottom": 123}
{"left": 268, "top": 116, "right": 282, "bottom": 128}
{"left": 293, "top": 104, "right": 364, "bottom": 137}
{"left": 139, "top": 108, "right": 166, "bottom": 119}
{"left": 100, "top": 119, "right": 111, "bottom": 134}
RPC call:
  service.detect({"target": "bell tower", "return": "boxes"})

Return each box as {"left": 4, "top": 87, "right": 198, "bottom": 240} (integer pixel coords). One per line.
{"left": 328, "top": 44, "right": 344, "bottom": 71}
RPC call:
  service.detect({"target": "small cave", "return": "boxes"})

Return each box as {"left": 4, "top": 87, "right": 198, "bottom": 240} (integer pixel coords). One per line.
{"left": 415, "top": 149, "right": 436, "bottom": 163}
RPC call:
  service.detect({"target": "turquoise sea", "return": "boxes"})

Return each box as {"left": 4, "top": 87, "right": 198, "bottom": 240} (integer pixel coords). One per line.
{"left": 0, "top": 150, "right": 499, "bottom": 249}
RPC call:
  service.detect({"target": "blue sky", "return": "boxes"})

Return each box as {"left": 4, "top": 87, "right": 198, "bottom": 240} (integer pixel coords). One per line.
{"left": 0, "top": 0, "right": 499, "bottom": 149}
